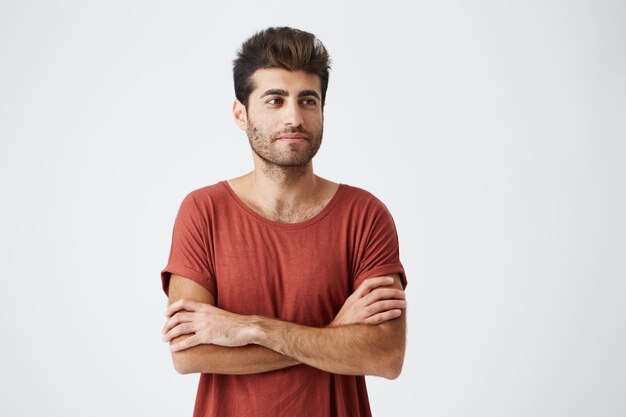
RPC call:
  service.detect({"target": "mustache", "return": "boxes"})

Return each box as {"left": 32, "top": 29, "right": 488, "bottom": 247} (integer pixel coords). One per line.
{"left": 273, "top": 127, "right": 311, "bottom": 140}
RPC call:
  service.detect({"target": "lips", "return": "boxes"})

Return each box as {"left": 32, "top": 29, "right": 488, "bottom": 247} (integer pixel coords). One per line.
{"left": 278, "top": 134, "right": 307, "bottom": 140}
{"left": 276, "top": 133, "right": 308, "bottom": 143}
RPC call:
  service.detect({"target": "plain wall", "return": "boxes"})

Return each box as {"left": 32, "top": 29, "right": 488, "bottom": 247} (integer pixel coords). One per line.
{"left": 1, "top": 0, "right": 624, "bottom": 416}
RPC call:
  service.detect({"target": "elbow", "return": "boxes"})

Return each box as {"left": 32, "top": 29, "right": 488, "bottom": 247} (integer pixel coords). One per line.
{"left": 384, "top": 362, "right": 403, "bottom": 380}
{"left": 173, "top": 360, "right": 192, "bottom": 375}
{"left": 172, "top": 351, "right": 197, "bottom": 375}
{"left": 376, "top": 321, "right": 406, "bottom": 380}
{"left": 169, "top": 335, "right": 202, "bottom": 374}
{"left": 381, "top": 353, "right": 404, "bottom": 380}
{"left": 377, "top": 332, "right": 405, "bottom": 380}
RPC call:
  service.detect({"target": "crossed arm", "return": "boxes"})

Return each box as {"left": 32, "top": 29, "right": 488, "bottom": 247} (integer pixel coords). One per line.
{"left": 163, "top": 273, "right": 407, "bottom": 379}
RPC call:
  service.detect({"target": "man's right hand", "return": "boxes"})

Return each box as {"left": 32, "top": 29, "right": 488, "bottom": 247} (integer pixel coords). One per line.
{"left": 329, "top": 276, "right": 406, "bottom": 327}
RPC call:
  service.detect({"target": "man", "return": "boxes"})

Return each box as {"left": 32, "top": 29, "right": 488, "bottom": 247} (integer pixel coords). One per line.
{"left": 161, "top": 26, "right": 407, "bottom": 417}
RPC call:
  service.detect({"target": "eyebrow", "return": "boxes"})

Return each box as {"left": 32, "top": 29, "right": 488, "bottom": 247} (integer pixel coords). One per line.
{"left": 299, "top": 90, "right": 321, "bottom": 100}
{"left": 259, "top": 89, "right": 321, "bottom": 101}
{"left": 260, "top": 89, "right": 288, "bottom": 98}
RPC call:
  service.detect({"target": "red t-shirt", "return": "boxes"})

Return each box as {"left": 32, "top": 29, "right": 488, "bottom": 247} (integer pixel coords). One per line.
{"left": 162, "top": 180, "right": 406, "bottom": 417}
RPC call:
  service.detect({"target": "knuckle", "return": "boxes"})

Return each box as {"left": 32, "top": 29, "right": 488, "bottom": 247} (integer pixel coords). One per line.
{"left": 363, "top": 291, "right": 376, "bottom": 302}
{"left": 383, "top": 289, "right": 396, "bottom": 298}
{"left": 368, "top": 301, "right": 382, "bottom": 313}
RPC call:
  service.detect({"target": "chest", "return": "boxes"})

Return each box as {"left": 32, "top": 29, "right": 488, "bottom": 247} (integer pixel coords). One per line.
{"left": 238, "top": 197, "right": 330, "bottom": 224}
{"left": 212, "top": 219, "right": 352, "bottom": 326}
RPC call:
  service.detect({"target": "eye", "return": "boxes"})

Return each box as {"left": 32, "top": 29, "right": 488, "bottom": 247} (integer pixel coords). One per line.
{"left": 266, "top": 97, "right": 283, "bottom": 106}
{"left": 301, "top": 98, "right": 318, "bottom": 107}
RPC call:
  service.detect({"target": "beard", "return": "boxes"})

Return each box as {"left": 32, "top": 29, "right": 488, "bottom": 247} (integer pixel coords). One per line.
{"left": 246, "top": 121, "right": 323, "bottom": 169}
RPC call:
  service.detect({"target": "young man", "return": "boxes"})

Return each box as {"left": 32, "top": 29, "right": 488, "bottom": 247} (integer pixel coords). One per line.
{"left": 161, "top": 27, "right": 407, "bottom": 417}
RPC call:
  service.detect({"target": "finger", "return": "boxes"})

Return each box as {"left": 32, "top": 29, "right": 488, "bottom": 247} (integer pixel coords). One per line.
{"left": 166, "top": 299, "right": 200, "bottom": 317}
{"left": 170, "top": 335, "right": 200, "bottom": 352}
{"left": 166, "top": 299, "right": 198, "bottom": 316}
{"left": 162, "top": 312, "right": 194, "bottom": 334}
{"left": 364, "top": 309, "right": 402, "bottom": 325}
{"left": 356, "top": 276, "right": 395, "bottom": 297}
{"left": 365, "top": 299, "right": 407, "bottom": 316}
{"left": 363, "top": 288, "right": 406, "bottom": 306}
{"left": 163, "top": 323, "right": 194, "bottom": 342}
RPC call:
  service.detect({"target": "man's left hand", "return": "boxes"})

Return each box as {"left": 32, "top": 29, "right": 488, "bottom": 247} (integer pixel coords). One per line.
{"left": 163, "top": 299, "right": 256, "bottom": 351}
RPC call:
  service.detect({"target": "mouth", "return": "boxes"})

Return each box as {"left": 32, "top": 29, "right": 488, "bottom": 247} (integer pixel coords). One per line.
{"left": 277, "top": 134, "right": 307, "bottom": 142}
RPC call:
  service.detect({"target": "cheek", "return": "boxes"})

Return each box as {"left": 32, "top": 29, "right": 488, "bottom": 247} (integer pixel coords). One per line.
{"left": 248, "top": 120, "right": 277, "bottom": 141}
{"left": 249, "top": 114, "right": 274, "bottom": 131}
{"left": 307, "top": 115, "right": 324, "bottom": 132}
{"left": 253, "top": 122, "right": 273, "bottom": 137}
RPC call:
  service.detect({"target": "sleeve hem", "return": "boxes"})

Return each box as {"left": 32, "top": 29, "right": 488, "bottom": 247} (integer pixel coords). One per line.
{"left": 161, "top": 264, "right": 217, "bottom": 298}
{"left": 353, "top": 263, "right": 407, "bottom": 291}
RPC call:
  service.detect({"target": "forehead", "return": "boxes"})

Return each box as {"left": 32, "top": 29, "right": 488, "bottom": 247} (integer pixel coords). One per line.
{"left": 250, "top": 68, "right": 321, "bottom": 96}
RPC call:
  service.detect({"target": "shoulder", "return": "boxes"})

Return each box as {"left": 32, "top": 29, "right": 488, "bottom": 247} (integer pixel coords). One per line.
{"left": 183, "top": 181, "right": 229, "bottom": 203}
{"left": 340, "top": 183, "right": 391, "bottom": 212}
{"left": 335, "top": 183, "right": 399, "bottom": 229}
{"left": 176, "top": 181, "right": 230, "bottom": 217}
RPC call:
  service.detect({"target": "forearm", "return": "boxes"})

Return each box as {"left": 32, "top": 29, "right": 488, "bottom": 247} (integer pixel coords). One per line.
{"left": 164, "top": 275, "right": 406, "bottom": 377}
{"left": 171, "top": 334, "right": 299, "bottom": 375}
{"left": 249, "top": 313, "right": 406, "bottom": 379}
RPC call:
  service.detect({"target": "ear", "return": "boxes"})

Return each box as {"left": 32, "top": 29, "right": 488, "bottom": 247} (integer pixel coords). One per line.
{"left": 233, "top": 99, "right": 248, "bottom": 131}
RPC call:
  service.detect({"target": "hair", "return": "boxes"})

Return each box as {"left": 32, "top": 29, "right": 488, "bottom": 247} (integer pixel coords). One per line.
{"left": 233, "top": 27, "right": 331, "bottom": 108}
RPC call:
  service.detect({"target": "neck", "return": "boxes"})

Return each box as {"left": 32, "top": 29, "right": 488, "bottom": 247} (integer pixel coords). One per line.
{"left": 246, "top": 155, "right": 320, "bottom": 209}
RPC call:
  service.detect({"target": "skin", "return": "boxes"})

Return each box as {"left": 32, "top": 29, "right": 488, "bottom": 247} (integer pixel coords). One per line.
{"left": 163, "top": 68, "right": 407, "bottom": 379}
{"left": 229, "top": 68, "right": 333, "bottom": 220}
{"left": 164, "top": 274, "right": 406, "bottom": 375}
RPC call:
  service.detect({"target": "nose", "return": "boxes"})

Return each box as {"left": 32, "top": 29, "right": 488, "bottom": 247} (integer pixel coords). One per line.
{"left": 283, "top": 100, "right": 304, "bottom": 128}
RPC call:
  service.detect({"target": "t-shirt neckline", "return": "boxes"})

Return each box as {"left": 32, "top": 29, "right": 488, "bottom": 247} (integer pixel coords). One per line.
{"left": 219, "top": 180, "right": 345, "bottom": 229}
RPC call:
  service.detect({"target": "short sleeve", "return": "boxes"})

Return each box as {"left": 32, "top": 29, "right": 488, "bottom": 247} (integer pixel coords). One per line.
{"left": 352, "top": 199, "right": 407, "bottom": 291}
{"left": 161, "top": 192, "right": 217, "bottom": 297}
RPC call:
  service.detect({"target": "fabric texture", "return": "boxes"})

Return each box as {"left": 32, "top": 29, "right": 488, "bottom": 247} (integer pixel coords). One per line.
{"left": 161, "top": 180, "right": 406, "bottom": 417}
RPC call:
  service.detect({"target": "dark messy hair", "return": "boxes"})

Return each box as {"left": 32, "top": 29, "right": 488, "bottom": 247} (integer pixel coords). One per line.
{"left": 233, "top": 27, "right": 331, "bottom": 108}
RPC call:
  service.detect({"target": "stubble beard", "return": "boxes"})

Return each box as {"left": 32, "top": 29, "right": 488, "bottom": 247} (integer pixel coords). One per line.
{"left": 246, "top": 122, "right": 323, "bottom": 183}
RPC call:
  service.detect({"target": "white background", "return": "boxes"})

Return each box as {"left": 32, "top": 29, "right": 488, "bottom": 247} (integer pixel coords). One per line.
{"left": 1, "top": 1, "right": 625, "bottom": 416}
